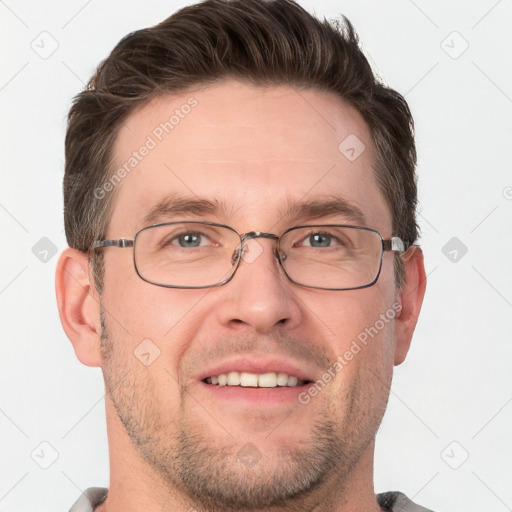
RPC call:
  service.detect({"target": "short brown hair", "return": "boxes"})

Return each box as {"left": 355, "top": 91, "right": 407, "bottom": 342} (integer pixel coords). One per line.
{"left": 64, "top": 0, "right": 418, "bottom": 291}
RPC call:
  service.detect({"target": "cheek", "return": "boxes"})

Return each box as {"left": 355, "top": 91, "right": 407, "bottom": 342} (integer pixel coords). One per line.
{"left": 322, "top": 320, "right": 395, "bottom": 437}
{"left": 102, "top": 254, "right": 207, "bottom": 346}
{"left": 306, "top": 288, "right": 397, "bottom": 403}
{"left": 303, "top": 287, "right": 395, "bottom": 349}
{"left": 100, "top": 269, "right": 217, "bottom": 400}
{"left": 101, "top": 307, "right": 184, "bottom": 422}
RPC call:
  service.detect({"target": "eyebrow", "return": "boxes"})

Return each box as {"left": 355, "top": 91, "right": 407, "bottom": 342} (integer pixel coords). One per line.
{"left": 278, "top": 196, "right": 367, "bottom": 226}
{"left": 139, "top": 193, "right": 367, "bottom": 229}
{"left": 140, "top": 193, "right": 220, "bottom": 228}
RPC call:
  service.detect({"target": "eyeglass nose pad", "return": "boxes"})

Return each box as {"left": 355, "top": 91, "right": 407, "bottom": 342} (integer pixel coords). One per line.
{"left": 276, "top": 248, "right": 287, "bottom": 262}
{"left": 231, "top": 245, "right": 243, "bottom": 266}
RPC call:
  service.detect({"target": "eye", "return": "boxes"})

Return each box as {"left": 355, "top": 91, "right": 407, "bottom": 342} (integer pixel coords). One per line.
{"left": 168, "top": 231, "right": 211, "bottom": 248}
{"left": 301, "top": 231, "right": 341, "bottom": 248}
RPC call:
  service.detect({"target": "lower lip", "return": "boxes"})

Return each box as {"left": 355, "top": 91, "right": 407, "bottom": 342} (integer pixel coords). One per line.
{"left": 198, "top": 381, "right": 311, "bottom": 406}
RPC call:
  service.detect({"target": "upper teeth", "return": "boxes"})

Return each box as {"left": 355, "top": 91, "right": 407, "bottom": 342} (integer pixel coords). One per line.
{"left": 205, "top": 372, "right": 304, "bottom": 387}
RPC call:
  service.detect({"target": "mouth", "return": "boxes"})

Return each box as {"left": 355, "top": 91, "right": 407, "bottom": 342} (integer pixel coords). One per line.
{"left": 203, "top": 371, "right": 311, "bottom": 388}
{"left": 196, "top": 358, "right": 316, "bottom": 405}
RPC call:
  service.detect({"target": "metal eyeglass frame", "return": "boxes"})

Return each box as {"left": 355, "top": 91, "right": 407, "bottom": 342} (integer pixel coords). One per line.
{"left": 89, "top": 221, "right": 409, "bottom": 291}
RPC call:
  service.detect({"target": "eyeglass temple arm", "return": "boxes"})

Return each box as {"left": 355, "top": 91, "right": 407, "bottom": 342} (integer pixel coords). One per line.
{"left": 383, "top": 237, "right": 409, "bottom": 253}
{"left": 90, "top": 239, "right": 134, "bottom": 250}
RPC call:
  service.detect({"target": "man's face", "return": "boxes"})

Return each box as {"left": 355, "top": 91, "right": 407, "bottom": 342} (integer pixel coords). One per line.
{"left": 99, "top": 80, "right": 399, "bottom": 509}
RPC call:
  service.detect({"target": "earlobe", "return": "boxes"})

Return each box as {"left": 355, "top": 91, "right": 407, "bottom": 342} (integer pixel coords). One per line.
{"left": 393, "top": 246, "right": 427, "bottom": 366}
{"left": 55, "top": 248, "right": 102, "bottom": 367}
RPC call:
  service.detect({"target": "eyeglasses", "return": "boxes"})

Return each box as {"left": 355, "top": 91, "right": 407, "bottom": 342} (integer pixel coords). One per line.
{"left": 90, "top": 221, "right": 408, "bottom": 290}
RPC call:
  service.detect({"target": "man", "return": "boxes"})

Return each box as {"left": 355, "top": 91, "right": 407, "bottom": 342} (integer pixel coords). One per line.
{"left": 56, "top": 0, "right": 429, "bottom": 510}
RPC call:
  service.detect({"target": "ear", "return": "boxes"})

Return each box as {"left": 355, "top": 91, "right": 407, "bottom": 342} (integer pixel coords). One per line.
{"left": 393, "top": 246, "right": 426, "bottom": 365}
{"left": 55, "top": 248, "right": 102, "bottom": 367}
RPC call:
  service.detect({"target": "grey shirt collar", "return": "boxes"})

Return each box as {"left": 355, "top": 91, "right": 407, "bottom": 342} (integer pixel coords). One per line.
{"left": 69, "top": 488, "right": 434, "bottom": 512}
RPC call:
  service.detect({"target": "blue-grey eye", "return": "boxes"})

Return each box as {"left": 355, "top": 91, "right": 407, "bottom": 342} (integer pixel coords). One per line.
{"left": 308, "top": 232, "right": 332, "bottom": 247}
{"left": 177, "top": 233, "right": 203, "bottom": 247}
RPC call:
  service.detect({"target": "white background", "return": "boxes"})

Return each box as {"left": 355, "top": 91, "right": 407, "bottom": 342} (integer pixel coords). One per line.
{"left": 1, "top": 1, "right": 511, "bottom": 511}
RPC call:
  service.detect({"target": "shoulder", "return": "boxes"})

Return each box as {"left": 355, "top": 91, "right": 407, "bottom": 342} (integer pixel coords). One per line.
{"left": 68, "top": 488, "right": 108, "bottom": 512}
{"left": 377, "top": 491, "right": 435, "bottom": 512}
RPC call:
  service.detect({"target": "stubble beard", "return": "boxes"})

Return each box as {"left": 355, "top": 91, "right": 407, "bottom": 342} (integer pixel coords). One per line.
{"left": 99, "top": 306, "right": 386, "bottom": 511}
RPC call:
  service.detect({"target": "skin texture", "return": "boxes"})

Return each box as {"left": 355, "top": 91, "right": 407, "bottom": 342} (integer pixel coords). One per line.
{"left": 56, "top": 80, "right": 426, "bottom": 512}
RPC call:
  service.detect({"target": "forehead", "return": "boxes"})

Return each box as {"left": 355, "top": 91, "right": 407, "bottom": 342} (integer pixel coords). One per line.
{"left": 108, "top": 80, "right": 390, "bottom": 234}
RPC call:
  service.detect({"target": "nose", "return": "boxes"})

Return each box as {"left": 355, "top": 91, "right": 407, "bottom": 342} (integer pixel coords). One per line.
{"left": 215, "top": 238, "right": 303, "bottom": 334}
